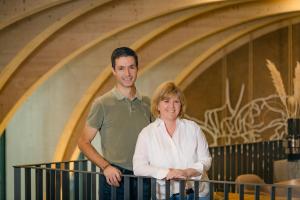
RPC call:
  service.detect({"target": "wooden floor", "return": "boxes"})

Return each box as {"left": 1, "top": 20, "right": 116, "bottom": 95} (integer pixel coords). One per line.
{"left": 214, "top": 190, "right": 300, "bottom": 200}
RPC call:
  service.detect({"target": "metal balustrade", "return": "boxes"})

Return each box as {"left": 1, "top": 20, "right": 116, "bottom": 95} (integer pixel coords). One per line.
{"left": 13, "top": 159, "right": 300, "bottom": 200}
{"left": 13, "top": 140, "right": 296, "bottom": 200}
{"left": 208, "top": 140, "right": 286, "bottom": 184}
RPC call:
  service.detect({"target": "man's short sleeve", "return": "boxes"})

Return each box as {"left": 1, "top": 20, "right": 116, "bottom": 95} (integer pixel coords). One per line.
{"left": 87, "top": 99, "right": 104, "bottom": 130}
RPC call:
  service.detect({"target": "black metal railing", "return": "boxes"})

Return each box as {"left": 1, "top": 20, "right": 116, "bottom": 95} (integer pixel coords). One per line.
{"left": 208, "top": 140, "right": 286, "bottom": 184}
{"left": 14, "top": 159, "right": 300, "bottom": 200}
{"left": 13, "top": 140, "right": 291, "bottom": 199}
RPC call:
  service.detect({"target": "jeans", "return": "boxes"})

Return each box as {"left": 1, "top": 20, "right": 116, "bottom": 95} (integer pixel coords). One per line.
{"left": 99, "top": 164, "right": 151, "bottom": 200}
{"left": 169, "top": 193, "right": 210, "bottom": 200}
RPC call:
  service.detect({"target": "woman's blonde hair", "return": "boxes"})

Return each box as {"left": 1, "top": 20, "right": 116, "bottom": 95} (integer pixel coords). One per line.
{"left": 151, "top": 81, "right": 186, "bottom": 118}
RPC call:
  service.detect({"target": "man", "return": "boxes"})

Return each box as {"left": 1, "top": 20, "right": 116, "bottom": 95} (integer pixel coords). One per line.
{"left": 78, "top": 47, "right": 152, "bottom": 200}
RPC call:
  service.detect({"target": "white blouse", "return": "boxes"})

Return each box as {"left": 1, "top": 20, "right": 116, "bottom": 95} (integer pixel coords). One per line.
{"left": 133, "top": 118, "right": 212, "bottom": 199}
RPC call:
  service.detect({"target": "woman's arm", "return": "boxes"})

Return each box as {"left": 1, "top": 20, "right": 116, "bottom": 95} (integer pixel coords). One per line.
{"left": 187, "top": 125, "right": 212, "bottom": 176}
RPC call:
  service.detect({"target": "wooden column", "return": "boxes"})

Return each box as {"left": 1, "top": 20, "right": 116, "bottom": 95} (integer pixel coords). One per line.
{"left": 0, "top": 130, "right": 6, "bottom": 200}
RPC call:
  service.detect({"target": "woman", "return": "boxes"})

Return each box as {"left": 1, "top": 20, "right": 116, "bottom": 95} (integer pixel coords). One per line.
{"left": 133, "top": 82, "right": 212, "bottom": 200}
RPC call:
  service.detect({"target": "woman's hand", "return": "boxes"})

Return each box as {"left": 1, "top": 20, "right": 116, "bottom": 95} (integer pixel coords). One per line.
{"left": 183, "top": 168, "right": 201, "bottom": 178}
{"left": 166, "top": 168, "right": 201, "bottom": 180}
{"left": 166, "top": 168, "right": 188, "bottom": 180}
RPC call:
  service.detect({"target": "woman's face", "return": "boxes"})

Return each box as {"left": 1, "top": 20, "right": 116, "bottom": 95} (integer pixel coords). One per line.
{"left": 158, "top": 94, "right": 181, "bottom": 121}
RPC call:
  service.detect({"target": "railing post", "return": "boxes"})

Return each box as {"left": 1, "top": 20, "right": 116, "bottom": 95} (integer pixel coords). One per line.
{"left": 238, "top": 184, "right": 244, "bottom": 200}
{"left": 254, "top": 185, "right": 260, "bottom": 200}
{"left": 247, "top": 144, "right": 253, "bottom": 173}
{"left": 137, "top": 177, "right": 144, "bottom": 200}
{"left": 14, "top": 167, "right": 21, "bottom": 200}
{"left": 50, "top": 166, "right": 55, "bottom": 200}
{"left": 46, "top": 164, "right": 51, "bottom": 200}
{"left": 87, "top": 166, "right": 92, "bottom": 200}
{"left": 91, "top": 163, "right": 96, "bottom": 200}
{"left": 25, "top": 168, "right": 31, "bottom": 200}
{"left": 124, "top": 176, "right": 130, "bottom": 200}
{"left": 219, "top": 146, "right": 224, "bottom": 185}
{"left": 231, "top": 145, "right": 236, "bottom": 191}
{"left": 270, "top": 186, "right": 276, "bottom": 200}
{"left": 224, "top": 182, "right": 229, "bottom": 200}
{"left": 267, "top": 142, "right": 273, "bottom": 183}
{"left": 151, "top": 178, "right": 157, "bottom": 200}
{"left": 209, "top": 182, "right": 214, "bottom": 200}
{"left": 253, "top": 143, "right": 259, "bottom": 176}
{"left": 35, "top": 166, "right": 43, "bottom": 200}
{"left": 225, "top": 146, "right": 230, "bottom": 182}
{"left": 237, "top": 144, "right": 242, "bottom": 176}
{"left": 243, "top": 145, "right": 248, "bottom": 174}
{"left": 179, "top": 180, "right": 185, "bottom": 200}
{"left": 82, "top": 161, "right": 88, "bottom": 200}
{"left": 55, "top": 163, "right": 61, "bottom": 200}
{"left": 74, "top": 162, "right": 80, "bottom": 200}
{"left": 62, "top": 162, "right": 70, "bottom": 200}
{"left": 194, "top": 180, "right": 199, "bottom": 200}
{"left": 165, "top": 180, "right": 170, "bottom": 200}
{"left": 99, "top": 173, "right": 105, "bottom": 200}
{"left": 287, "top": 187, "right": 292, "bottom": 200}
{"left": 111, "top": 186, "right": 117, "bottom": 200}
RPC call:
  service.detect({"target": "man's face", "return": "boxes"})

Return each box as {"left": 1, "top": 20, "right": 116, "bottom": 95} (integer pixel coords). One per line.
{"left": 112, "top": 56, "right": 138, "bottom": 88}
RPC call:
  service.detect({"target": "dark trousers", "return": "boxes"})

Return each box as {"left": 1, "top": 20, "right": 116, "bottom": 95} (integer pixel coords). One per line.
{"left": 99, "top": 164, "right": 150, "bottom": 200}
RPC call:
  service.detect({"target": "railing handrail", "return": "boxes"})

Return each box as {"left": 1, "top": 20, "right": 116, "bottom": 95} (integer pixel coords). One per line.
{"left": 13, "top": 159, "right": 87, "bottom": 168}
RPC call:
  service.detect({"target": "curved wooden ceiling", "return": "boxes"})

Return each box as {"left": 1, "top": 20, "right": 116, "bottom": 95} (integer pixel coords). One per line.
{"left": 0, "top": 0, "right": 226, "bottom": 135}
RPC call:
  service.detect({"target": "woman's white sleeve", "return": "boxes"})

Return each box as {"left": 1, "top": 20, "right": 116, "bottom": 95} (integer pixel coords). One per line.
{"left": 189, "top": 125, "right": 212, "bottom": 173}
{"left": 133, "top": 130, "right": 169, "bottom": 179}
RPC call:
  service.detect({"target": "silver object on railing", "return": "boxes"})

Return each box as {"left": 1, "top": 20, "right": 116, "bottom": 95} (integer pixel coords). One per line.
{"left": 283, "top": 118, "right": 300, "bottom": 160}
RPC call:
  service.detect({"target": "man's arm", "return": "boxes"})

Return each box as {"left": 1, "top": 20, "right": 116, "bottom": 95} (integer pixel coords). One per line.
{"left": 78, "top": 123, "right": 122, "bottom": 186}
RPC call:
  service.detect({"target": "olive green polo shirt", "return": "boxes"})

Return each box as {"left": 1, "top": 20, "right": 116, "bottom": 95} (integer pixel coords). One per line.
{"left": 87, "top": 87, "right": 152, "bottom": 170}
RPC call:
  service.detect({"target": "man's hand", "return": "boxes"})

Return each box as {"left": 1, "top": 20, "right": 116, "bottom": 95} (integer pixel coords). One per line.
{"left": 166, "top": 168, "right": 188, "bottom": 180}
{"left": 103, "top": 165, "right": 122, "bottom": 187}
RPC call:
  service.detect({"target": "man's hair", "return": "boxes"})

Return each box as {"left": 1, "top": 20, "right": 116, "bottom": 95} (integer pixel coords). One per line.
{"left": 151, "top": 81, "right": 186, "bottom": 118}
{"left": 111, "top": 47, "right": 138, "bottom": 69}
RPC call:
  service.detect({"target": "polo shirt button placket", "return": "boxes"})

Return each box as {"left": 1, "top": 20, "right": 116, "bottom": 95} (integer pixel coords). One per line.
{"left": 126, "top": 99, "right": 132, "bottom": 113}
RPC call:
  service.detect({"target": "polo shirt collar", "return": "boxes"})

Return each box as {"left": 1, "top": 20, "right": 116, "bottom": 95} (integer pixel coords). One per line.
{"left": 112, "top": 87, "right": 142, "bottom": 101}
